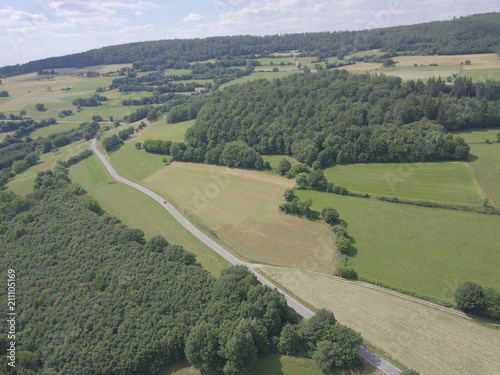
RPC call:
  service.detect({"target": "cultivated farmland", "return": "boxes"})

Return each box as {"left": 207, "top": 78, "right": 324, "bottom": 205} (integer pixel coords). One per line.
{"left": 260, "top": 266, "right": 500, "bottom": 375}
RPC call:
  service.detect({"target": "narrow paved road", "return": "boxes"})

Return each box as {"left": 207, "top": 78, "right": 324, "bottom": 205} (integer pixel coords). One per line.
{"left": 91, "top": 139, "right": 402, "bottom": 375}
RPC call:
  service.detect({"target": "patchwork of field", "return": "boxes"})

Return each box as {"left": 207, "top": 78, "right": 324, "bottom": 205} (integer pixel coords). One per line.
{"left": 141, "top": 163, "right": 336, "bottom": 273}
{"left": 295, "top": 190, "right": 500, "bottom": 300}
{"left": 260, "top": 266, "right": 500, "bottom": 375}
{"left": 323, "top": 162, "right": 484, "bottom": 205}
{"left": 337, "top": 53, "right": 500, "bottom": 81}
{"left": 69, "top": 155, "right": 229, "bottom": 275}
{"left": 161, "top": 356, "right": 380, "bottom": 375}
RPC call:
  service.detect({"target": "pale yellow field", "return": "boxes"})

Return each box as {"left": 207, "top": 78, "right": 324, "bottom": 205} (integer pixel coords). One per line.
{"left": 260, "top": 266, "right": 500, "bottom": 375}
{"left": 141, "top": 163, "right": 337, "bottom": 273}
{"left": 394, "top": 53, "right": 500, "bottom": 69}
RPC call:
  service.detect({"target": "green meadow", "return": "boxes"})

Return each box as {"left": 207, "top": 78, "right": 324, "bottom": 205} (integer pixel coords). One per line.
{"left": 295, "top": 190, "right": 500, "bottom": 301}
{"left": 106, "top": 142, "right": 166, "bottom": 181}
{"left": 30, "top": 121, "right": 82, "bottom": 138}
{"left": 453, "top": 128, "right": 500, "bottom": 143}
{"left": 138, "top": 119, "right": 195, "bottom": 143}
{"left": 468, "top": 143, "right": 500, "bottom": 206}
{"left": 323, "top": 162, "right": 484, "bottom": 205}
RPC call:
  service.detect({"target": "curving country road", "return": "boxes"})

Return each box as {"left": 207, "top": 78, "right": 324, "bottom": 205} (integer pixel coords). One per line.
{"left": 90, "top": 138, "right": 402, "bottom": 375}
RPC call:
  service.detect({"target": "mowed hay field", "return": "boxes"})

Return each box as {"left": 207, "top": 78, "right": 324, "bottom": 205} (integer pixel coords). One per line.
{"left": 295, "top": 190, "right": 500, "bottom": 300}
{"left": 260, "top": 266, "right": 500, "bottom": 375}
{"left": 142, "top": 163, "right": 336, "bottom": 273}
{"left": 323, "top": 162, "right": 484, "bottom": 205}
{"left": 69, "top": 155, "right": 229, "bottom": 275}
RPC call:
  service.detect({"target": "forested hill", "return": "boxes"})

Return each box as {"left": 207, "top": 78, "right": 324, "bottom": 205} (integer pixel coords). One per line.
{"left": 175, "top": 71, "right": 500, "bottom": 167}
{"left": 1, "top": 12, "right": 499, "bottom": 76}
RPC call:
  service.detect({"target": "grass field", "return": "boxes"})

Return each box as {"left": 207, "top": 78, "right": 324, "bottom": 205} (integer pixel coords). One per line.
{"left": 295, "top": 190, "right": 500, "bottom": 300}
{"left": 137, "top": 119, "right": 195, "bottom": 143}
{"left": 160, "top": 355, "right": 380, "bottom": 375}
{"left": 220, "top": 70, "right": 301, "bottom": 89}
{"left": 453, "top": 128, "right": 500, "bottom": 143}
{"left": 69, "top": 155, "right": 229, "bottom": 275}
{"left": 468, "top": 143, "right": 500, "bottom": 207}
{"left": 323, "top": 162, "right": 484, "bottom": 205}
{"left": 7, "top": 140, "right": 91, "bottom": 196}
{"left": 107, "top": 142, "right": 166, "bottom": 181}
{"left": 30, "top": 122, "right": 82, "bottom": 138}
{"left": 260, "top": 266, "right": 500, "bottom": 375}
{"left": 262, "top": 155, "right": 299, "bottom": 169}
{"left": 459, "top": 69, "right": 500, "bottom": 82}
{"left": 141, "top": 163, "right": 336, "bottom": 273}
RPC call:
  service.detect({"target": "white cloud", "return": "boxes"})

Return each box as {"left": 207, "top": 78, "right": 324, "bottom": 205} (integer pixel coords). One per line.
{"left": 0, "top": 7, "right": 47, "bottom": 27}
{"left": 47, "top": 1, "right": 160, "bottom": 17}
{"left": 183, "top": 13, "right": 205, "bottom": 22}
{"left": 134, "top": 10, "right": 143, "bottom": 16}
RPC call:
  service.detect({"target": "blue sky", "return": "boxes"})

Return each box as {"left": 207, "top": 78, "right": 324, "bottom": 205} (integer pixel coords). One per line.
{"left": 1, "top": 0, "right": 499, "bottom": 67}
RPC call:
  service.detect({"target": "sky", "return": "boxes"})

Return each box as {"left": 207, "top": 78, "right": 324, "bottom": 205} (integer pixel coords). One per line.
{"left": 1, "top": 0, "right": 499, "bottom": 67}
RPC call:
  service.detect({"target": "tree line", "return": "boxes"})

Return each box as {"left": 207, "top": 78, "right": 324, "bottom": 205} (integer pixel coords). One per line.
{"left": 1, "top": 13, "right": 499, "bottom": 76}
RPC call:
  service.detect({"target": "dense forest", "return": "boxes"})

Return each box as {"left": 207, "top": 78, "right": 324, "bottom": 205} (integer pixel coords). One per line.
{"left": 0, "top": 170, "right": 362, "bottom": 374}
{"left": 140, "top": 71, "right": 500, "bottom": 167}
{"left": 1, "top": 13, "right": 499, "bottom": 76}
